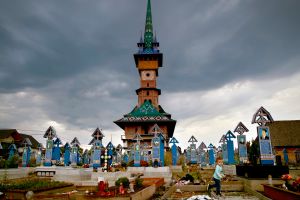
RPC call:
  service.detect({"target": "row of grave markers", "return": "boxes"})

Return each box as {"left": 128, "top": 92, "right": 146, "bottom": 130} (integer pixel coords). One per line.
{"left": 2, "top": 106, "right": 276, "bottom": 168}
{"left": 182, "top": 106, "right": 276, "bottom": 166}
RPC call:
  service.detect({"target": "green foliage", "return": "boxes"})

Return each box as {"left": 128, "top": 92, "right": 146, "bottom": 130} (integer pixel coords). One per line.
{"left": 190, "top": 172, "right": 201, "bottom": 181}
{"left": 115, "top": 177, "right": 130, "bottom": 188}
{"left": 0, "top": 159, "right": 6, "bottom": 168}
{"left": 121, "top": 161, "right": 127, "bottom": 168}
{"left": 164, "top": 151, "right": 172, "bottom": 166}
{"left": 182, "top": 163, "right": 187, "bottom": 172}
{"left": 6, "top": 155, "right": 19, "bottom": 168}
{"left": 178, "top": 155, "right": 185, "bottom": 166}
{"left": 0, "top": 178, "right": 70, "bottom": 192}
{"left": 249, "top": 139, "right": 259, "bottom": 165}
{"left": 29, "top": 157, "right": 37, "bottom": 167}
{"left": 135, "top": 177, "right": 143, "bottom": 189}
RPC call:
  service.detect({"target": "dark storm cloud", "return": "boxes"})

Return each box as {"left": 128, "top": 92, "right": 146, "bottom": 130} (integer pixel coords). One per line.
{"left": 154, "top": 0, "right": 300, "bottom": 92}
{"left": 1, "top": 0, "right": 299, "bottom": 93}
{"left": 0, "top": 1, "right": 144, "bottom": 92}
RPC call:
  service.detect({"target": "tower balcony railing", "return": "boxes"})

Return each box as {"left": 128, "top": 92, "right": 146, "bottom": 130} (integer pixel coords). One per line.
{"left": 121, "top": 134, "right": 154, "bottom": 140}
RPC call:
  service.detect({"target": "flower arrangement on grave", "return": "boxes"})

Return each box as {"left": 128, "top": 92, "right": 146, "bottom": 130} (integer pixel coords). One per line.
{"left": 140, "top": 160, "right": 149, "bottom": 167}
{"left": 281, "top": 174, "right": 300, "bottom": 192}
{"left": 82, "top": 164, "right": 89, "bottom": 168}
{"left": 115, "top": 177, "right": 130, "bottom": 188}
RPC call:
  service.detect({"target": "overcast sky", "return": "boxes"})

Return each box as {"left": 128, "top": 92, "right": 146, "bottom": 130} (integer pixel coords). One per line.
{"left": 1, "top": 0, "right": 300, "bottom": 150}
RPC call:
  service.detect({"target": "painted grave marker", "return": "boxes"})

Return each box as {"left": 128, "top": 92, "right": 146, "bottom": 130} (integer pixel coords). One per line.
{"left": 52, "top": 138, "right": 62, "bottom": 163}
{"left": 225, "top": 130, "right": 236, "bottom": 165}
{"left": 90, "top": 128, "right": 104, "bottom": 169}
{"left": 170, "top": 137, "right": 179, "bottom": 165}
{"left": 252, "top": 106, "right": 274, "bottom": 165}
{"left": 188, "top": 135, "right": 198, "bottom": 164}
{"left": 43, "top": 126, "right": 56, "bottom": 166}
{"left": 22, "top": 138, "right": 32, "bottom": 167}
{"left": 132, "top": 133, "right": 142, "bottom": 167}
{"left": 234, "top": 122, "right": 249, "bottom": 163}
{"left": 150, "top": 124, "right": 165, "bottom": 167}
{"left": 64, "top": 143, "right": 71, "bottom": 166}
{"left": 208, "top": 143, "right": 215, "bottom": 165}
{"left": 106, "top": 141, "right": 114, "bottom": 167}
{"left": 70, "top": 137, "right": 80, "bottom": 166}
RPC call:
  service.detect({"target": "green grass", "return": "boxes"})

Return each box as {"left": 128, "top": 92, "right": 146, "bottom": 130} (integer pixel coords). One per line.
{"left": 0, "top": 178, "right": 71, "bottom": 192}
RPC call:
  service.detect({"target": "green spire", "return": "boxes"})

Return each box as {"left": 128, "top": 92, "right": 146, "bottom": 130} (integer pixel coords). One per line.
{"left": 144, "top": 0, "right": 153, "bottom": 49}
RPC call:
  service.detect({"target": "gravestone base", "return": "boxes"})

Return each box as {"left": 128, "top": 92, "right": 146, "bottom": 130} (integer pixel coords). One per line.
{"left": 127, "top": 167, "right": 172, "bottom": 185}
{"left": 223, "top": 165, "right": 236, "bottom": 176}
{"left": 236, "top": 165, "right": 289, "bottom": 178}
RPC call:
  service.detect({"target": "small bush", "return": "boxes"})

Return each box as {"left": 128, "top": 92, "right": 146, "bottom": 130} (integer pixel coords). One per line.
{"left": 6, "top": 155, "right": 19, "bottom": 168}
{"left": 0, "top": 159, "right": 6, "bottom": 168}
{"left": 121, "top": 162, "right": 127, "bottom": 168}
{"left": 115, "top": 177, "right": 130, "bottom": 188}
{"left": 135, "top": 178, "right": 143, "bottom": 189}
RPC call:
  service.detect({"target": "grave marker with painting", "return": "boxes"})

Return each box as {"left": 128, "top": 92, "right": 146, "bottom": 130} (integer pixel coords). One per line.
{"left": 43, "top": 126, "right": 56, "bottom": 166}
{"left": 252, "top": 106, "right": 274, "bottom": 165}
{"left": 22, "top": 138, "right": 32, "bottom": 167}
{"left": 234, "top": 122, "right": 249, "bottom": 164}
{"left": 170, "top": 137, "right": 179, "bottom": 165}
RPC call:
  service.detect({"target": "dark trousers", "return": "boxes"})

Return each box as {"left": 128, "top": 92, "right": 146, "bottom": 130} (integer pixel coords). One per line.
{"left": 209, "top": 178, "right": 221, "bottom": 195}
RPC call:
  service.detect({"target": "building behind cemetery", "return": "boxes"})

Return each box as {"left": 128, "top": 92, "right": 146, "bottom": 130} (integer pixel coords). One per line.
{"left": 114, "top": 0, "right": 176, "bottom": 152}
{"left": 267, "top": 120, "right": 300, "bottom": 165}
{"left": 0, "top": 129, "right": 40, "bottom": 159}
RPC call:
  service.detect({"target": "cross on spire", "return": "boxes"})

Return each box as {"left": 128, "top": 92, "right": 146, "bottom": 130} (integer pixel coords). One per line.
{"left": 144, "top": 0, "right": 153, "bottom": 49}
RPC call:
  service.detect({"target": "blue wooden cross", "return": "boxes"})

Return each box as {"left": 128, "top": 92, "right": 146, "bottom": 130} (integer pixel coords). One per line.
{"left": 52, "top": 138, "right": 62, "bottom": 163}
{"left": 132, "top": 133, "right": 142, "bottom": 167}
{"left": 208, "top": 143, "right": 215, "bottom": 165}
{"left": 225, "top": 130, "right": 236, "bottom": 164}
{"left": 8, "top": 144, "right": 17, "bottom": 160}
{"left": 169, "top": 137, "right": 179, "bottom": 166}
{"left": 158, "top": 133, "right": 165, "bottom": 167}
{"left": 90, "top": 128, "right": 104, "bottom": 169}
{"left": 64, "top": 142, "right": 71, "bottom": 166}
{"left": 22, "top": 138, "right": 32, "bottom": 167}
{"left": 106, "top": 141, "right": 114, "bottom": 167}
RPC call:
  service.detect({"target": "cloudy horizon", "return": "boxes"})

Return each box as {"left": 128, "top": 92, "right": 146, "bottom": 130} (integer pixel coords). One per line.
{"left": 1, "top": 0, "right": 300, "bottom": 149}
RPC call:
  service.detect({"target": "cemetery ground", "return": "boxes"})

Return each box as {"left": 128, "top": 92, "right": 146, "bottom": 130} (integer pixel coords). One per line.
{"left": 1, "top": 164, "right": 295, "bottom": 200}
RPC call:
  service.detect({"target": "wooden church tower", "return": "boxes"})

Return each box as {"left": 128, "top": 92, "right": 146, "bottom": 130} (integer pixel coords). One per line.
{"left": 114, "top": 0, "right": 176, "bottom": 151}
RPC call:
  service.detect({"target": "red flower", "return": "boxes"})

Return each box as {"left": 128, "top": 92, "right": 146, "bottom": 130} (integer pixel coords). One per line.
{"left": 281, "top": 174, "right": 292, "bottom": 180}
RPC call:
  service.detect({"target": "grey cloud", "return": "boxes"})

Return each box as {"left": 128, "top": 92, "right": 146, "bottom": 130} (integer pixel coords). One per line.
{"left": 1, "top": 0, "right": 300, "bottom": 146}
